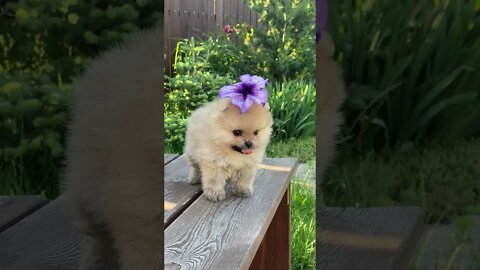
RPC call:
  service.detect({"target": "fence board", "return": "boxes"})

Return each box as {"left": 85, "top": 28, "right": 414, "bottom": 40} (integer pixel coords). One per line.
{"left": 165, "top": 0, "right": 259, "bottom": 76}
{"left": 215, "top": 0, "right": 223, "bottom": 32}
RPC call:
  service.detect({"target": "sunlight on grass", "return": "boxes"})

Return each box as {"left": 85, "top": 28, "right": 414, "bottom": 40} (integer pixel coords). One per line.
{"left": 291, "top": 174, "right": 316, "bottom": 270}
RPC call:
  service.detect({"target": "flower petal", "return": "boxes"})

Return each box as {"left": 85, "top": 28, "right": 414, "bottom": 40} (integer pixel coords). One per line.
{"left": 250, "top": 75, "right": 268, "bottom": 89}
{"left": 240, "top": 74, "right": 252, "bottom": 83}
{"left": 219, "top": 83, "right": 242, "bottom": 98}
{"left": 249, "top": 88, "right": 268, "bottom": 106}
{"left": 239, "top": 96, "right": 255, "bottom": 113}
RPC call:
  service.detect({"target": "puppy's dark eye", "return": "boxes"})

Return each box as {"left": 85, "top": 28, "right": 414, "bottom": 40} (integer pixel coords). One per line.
{"left": 253, "top": 130, "right": 259, "bottom": 136}
{"left": 233, "top": 130, "right": 242, "bottom": 137}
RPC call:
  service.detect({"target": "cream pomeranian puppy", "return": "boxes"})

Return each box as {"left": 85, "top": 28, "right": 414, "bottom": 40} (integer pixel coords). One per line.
{"left": 317, "top": 31, "right": 346, "bottom": 181}
{"left": 184, "top": 95, "right": 273, "bottom": 201}
{"left": 64, "top": 28, "right": 163, "bottom": 269}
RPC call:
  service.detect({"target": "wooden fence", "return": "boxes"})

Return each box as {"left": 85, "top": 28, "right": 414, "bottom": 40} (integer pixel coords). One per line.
{"left": 164, "top": 0, "right": 260, "bottom": 76}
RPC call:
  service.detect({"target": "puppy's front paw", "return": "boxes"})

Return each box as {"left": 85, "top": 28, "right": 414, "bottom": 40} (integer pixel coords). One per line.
{"left": 203, "top": 187, "right": 226, "bottom": 201}
{"left": 232, "top": 185, "right": 253, "bottom": 197}
{"left": 188, "top": 167, "right": 201, "bottom": 184}
{"left": 188, "top": 175, "right": 201, "bottom": 184}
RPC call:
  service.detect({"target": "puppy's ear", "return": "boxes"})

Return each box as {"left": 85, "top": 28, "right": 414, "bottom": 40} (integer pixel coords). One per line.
{"left": 218, "top": 98, "right": 231, "bottom": 111}
{"left": 264, "top": 103, "right": 270, "bottom": 111}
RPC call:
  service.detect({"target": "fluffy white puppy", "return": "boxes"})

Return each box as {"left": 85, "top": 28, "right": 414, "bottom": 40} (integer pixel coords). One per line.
{"left": 184, "top": 99, "right": 273, "bottom": 201}
{"left": 317, "top": 31, "right": 346, "bottom": 181}
{"left": 64, "top": 28, "right": 164, "bottom": 270}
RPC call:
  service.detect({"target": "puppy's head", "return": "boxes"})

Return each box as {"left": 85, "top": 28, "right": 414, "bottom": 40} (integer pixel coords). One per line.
{"left": 214, "top": 98, "right": 273, "bottom": 155}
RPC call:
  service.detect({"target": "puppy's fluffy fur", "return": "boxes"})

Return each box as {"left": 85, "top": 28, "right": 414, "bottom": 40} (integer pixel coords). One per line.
{"left": 184, "top": 99, "right": 273, "bottom": 201}
{"left": 316, "top": 31, "right": 346, "bottom": 182}
{"left": 64, "top": 28, "right": 163, "bottom": 269}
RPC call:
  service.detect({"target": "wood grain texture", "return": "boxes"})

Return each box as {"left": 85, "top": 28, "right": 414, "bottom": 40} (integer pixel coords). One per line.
{"left": 249, "top": 186, "right": 291, "bottom": 270}
{"left": 317, "top": 207, "right": 423, "bottom": 270}
{"left": 0, "top": 195, "right": 47, "bottom": 233}
{"left": 0, "top": 195, "right": 84, "bottom": 270}
{"left": 164, "top": 155, "right": 203, "bottom": 228}
{"left": 165, "top": 158, "right": 298, "bottom": 270}
{"left": 0, "top": 154, "right": 180, "bottom": 269}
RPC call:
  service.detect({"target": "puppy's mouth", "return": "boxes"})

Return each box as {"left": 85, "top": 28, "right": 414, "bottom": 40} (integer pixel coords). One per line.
{"left": 231, "top": 146, "right": 253, "bottom": 155}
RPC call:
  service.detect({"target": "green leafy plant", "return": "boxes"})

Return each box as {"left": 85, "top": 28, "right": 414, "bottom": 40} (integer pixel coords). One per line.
{"left": 1, "top": 0, "right": 163, "bottom": 82}
{"left": 248, "top": 0, "right": 316, "bottom": 81}
{"left": 0, "top": 1, "right": 162, "bottom": 198}
{"left": 0, "top": 73, "right": 72, "bottom": 197}
{"left": 164, "top": 37, "right": 236, "bottom": 153}
{"left": 268, "top": 79, "right": 316, "bottom": 141}
{"left": 329, "top": 0, "right": 480, "bottom": 150}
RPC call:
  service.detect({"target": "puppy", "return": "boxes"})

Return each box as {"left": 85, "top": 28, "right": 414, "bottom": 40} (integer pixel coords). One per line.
{"left": 64, "top": 28, "right": 164, "bottom": 270}
{"left": 316, "top": 31, "right": 346, "bottom": 182}
{"left": 184, "top": 98, "right": 273, "bottom": 201}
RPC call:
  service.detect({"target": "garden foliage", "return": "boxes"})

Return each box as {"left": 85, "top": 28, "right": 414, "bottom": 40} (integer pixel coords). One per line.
{"left": 329, "top": 0, "right": 480, "bottom": 150}
{"left": 0, "top": 0, "right": 162, "bottom": 197}
{"left": 165, "top": 0, "right": 316, "bottom": 153}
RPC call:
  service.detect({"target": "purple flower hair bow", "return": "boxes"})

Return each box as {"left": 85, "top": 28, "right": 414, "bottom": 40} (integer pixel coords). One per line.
{"left": 317, "top": 0, "right": 328, "bottom": 43}
{"left": 219, "top": 74, "right": 269, "bottom": 114}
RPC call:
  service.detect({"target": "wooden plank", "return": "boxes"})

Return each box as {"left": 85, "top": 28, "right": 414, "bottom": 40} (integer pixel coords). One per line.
{"left": 249, "top": 186, "right": 291, "bottom": 270}
{"left": 214, "top": 0, "right": 223, "bottom": 33}
{"left": 189, "top": 0, "right": 200, "bottom": 38}
{"left": 243, "top": 0, "right": 250, "bottom": 26}
{"left": 317, "top": 207, "right": 424, "bottom": 270}
{"left": 166, "top": 0, "right": 181, "bottom": 76}
{"left": 164, "top": 158, "right": 298, "bottom": 270}
{"left": 223, "top": 0, "right": 230, "bottom": 25}
{"left": 164, "top": 155, "right": 203, "bottom": 227}
{"left": 0, "top": 195, "right": 48, "bottom": 233}
{"left": 165, "top": 0, "right": 172, "bottom": 76}
{"left": 238, "top": 0, "right": 245, "bottom": 23}
{"left": 198, "top": 0, "right": 208, "bottom": 39}
{"left": 231, "top": 0, "right": 238, "bottom": 24}
{"left": 164, "top": 154, "right": 179, "bottom": 165}
{"left": 180, "top": 0, "right": 190, "bottom": 38}
{"left": 0, "top": 154, "right": 184, "bottom": 269}
{"left": 207, "top": 0, "right": 216, "bottom": 34}
{"left": 0, "top": 196, "right": 84, "bottom": 270}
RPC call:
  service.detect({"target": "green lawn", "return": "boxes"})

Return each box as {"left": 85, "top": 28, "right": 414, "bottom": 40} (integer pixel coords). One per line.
{"left": 323, "top": 138, "right": 480, "bottom": 222}
{"left": 291, "top": 171, "right": 316, "bottom": 270}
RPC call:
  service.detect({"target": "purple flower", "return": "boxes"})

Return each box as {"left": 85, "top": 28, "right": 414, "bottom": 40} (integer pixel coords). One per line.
{"left": 219, "top": 74, "right": 269, "bottom": 113}
{"left": 317, "top": 0, "right": 328, "bottom": 43}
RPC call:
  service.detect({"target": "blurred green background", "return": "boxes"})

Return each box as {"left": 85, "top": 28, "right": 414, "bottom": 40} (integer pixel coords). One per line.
{"left": 0, "top": 0, "right": 163, "bottom": 198}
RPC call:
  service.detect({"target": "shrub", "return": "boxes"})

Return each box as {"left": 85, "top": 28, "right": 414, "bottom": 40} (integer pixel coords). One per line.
{"left": 328, "top": 0, "right": 480, "bottom": 150}
{"left": 0, "top": 1, "right": 162, "bottom": 197}
{"left": 0, "top": 0, "right": 163, "bottom": 82}
{"left": 248, "top": 0, "right": 316, "bottom": 81}
{"left": 164, "top": 37, "right": 237, "bottom": 153}
{"left": 268, "top": 79, "right": 316, "bottom": 141}
{"left": 0, "top": 72, "right": 72, "bottom": 197}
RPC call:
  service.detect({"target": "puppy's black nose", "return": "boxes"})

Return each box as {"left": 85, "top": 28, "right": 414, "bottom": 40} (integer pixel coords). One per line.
{"left": 244, "top": 140, "right": 253, "bottom": 148}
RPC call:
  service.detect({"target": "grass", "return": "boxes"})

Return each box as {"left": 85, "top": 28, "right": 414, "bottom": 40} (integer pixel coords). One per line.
{"left": 329, "top": 0, "right": 480, "bottom": 150}
{"left": 291, "top": 164, "right": 316, "bottom": 270}
{"left": 0, "top": 158, "right": 61, "bottom": 199}
{"left": 267, "top": 136, "right": 316, "bottom": 163}
{"left": 323, "top": 138, "right": 480, "bottom": 222}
